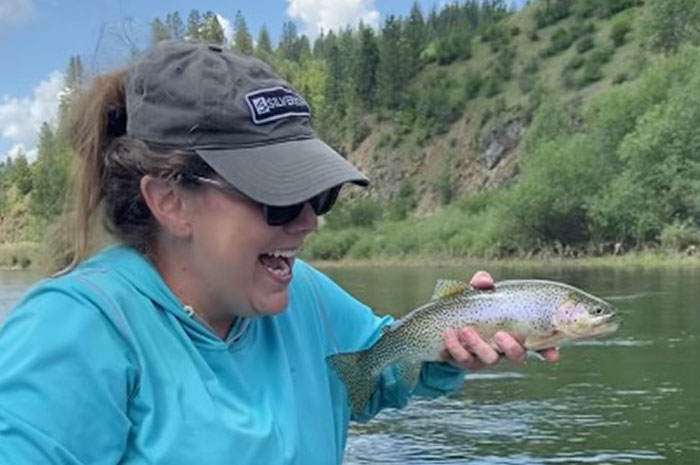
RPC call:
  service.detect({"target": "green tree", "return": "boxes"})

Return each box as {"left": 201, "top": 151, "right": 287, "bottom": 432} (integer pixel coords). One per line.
{"left": 201, "top": 12, "right": 225, "bottom": 45}
{"left": 352, "top": 23, "right": 379, "bottom": 107}
{"left": 377, "top": 16, "right": 407, "bottom": 109}
{"left": 643, "top": 0, "right": 700, "bottom": 54}
{"left": 11, "top": 151, "right": 33, "bottom": 196}
{"left": 256, "top": 24, "right": 273, "bottom": 56}
{"left": 151, "top": 18, "right": 171, "bottom": 45}
{"left": 186, "top": 10, "right": 202, "bottom": 40}
{"left": 233, "top": 10, "right": 254, "bottom": 54}
{"left": 322, "top": 32, "right": 346, "bottom": 118}
{"left": 166, "top": 12, "right": 185, "bottom": 40}
{"left": 31, "top": 123, "right": 68, "bottom": 219}
{"left": 278, "top": 21, "right": 300, "bottom": 61}
{"left": 405, "top": 2, "right": 427, "bottom": 77}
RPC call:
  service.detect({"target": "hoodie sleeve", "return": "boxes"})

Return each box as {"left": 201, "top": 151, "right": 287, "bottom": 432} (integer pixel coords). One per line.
{"left": 0, "top": 282, "right": 137, "bottom": 465}
{"left": 299, "top": 263, "right": 465, "bottom": 422}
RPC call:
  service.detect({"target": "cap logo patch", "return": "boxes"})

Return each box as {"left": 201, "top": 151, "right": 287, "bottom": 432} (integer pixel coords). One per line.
{"left": 245, "top": 86, "right": 310, "bottom": 125}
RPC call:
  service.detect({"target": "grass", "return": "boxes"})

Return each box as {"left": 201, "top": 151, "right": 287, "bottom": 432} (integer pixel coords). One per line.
{"left": 309, "top": 249, "right": 700, "bottom": 270}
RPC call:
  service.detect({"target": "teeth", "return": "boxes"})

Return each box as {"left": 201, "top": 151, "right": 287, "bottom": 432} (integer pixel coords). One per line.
{"left": 269, "top": 249, "right": 298, "bottom": 259}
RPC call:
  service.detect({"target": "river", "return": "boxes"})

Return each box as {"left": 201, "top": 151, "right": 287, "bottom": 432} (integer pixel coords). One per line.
{"left": 1, "top": 264, "right": 699, "bottom": 463}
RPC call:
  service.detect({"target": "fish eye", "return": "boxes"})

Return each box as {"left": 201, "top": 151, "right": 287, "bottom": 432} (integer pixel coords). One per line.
{"left": 593, "top": 307, "right": 604, "bottom": 315}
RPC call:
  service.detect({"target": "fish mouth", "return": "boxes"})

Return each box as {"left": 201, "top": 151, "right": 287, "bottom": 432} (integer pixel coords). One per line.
{"left": 593, "top": 312, "right": 621, "bottom": 335}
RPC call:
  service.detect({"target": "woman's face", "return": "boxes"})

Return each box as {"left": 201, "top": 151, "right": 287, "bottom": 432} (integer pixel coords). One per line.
{"left": 183, "top": 185, "right": 318, "bottom": 318}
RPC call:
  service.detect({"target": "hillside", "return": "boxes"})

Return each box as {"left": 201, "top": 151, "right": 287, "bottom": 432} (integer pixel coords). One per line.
{"left": 340, "top": 0, "right": 648, "bottom": 213}
{"left": 2, "top": 0, "right": 700, "bottom": 269}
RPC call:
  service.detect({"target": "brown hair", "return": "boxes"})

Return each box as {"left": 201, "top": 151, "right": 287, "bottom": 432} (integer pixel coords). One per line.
{"left": 67, "top": 70, "right": 213, "bottom": 269}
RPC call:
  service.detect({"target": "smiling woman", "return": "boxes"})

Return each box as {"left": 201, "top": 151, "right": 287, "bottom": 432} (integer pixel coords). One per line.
{"left": 0, "top": 40, "right": 556, "bottom": 465}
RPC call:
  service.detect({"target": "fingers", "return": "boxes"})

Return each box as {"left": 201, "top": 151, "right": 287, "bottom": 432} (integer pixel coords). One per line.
{"left": 469, "top": 270, "right": 494, "bottom": 290}
{"left": 441, "top": 328, "right": 483, "bottom": 371}
{"left": 459, "top": 327, "right": 501, "bottom": 365}
{"left": 493, "top": 331, "right": 526, "bottom": 364}
{"left": 442, "top": 327, "right": 560, "bottom": 372}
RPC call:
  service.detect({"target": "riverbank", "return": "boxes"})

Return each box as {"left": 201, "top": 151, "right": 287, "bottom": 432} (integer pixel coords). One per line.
{"left": 310, "top": 250, "right": 700, "bottom": 269}
{"left": 3, "top": 240, "right": 700, "bottom": 272}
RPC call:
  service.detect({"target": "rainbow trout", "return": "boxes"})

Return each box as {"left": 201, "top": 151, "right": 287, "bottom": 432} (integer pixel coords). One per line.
{"left": 328, "top": 279, "right": 619, "bottom": 415}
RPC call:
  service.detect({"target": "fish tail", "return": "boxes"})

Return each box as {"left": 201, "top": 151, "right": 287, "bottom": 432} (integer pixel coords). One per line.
{"left": 327, "top": 349, "right": 379, "bottom": 415}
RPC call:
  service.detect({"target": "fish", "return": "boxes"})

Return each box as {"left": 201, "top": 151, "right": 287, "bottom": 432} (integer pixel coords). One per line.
{"left": 328, "top": 279, "right": 620, "bottom": 415}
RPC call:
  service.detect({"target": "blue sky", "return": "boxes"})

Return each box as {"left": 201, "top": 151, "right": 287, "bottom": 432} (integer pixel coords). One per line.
{"left": 0, "top": 0, "right": 523, "bottom": 161}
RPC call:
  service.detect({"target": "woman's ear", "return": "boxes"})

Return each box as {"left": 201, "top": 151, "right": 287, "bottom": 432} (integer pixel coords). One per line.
{"left": 140, "top": 175, "right": 193, "bottom": 238}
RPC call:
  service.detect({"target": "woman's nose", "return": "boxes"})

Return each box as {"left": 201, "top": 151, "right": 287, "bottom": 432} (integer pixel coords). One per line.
{"left": 284, "top": 202, "right": 318, "bottom": 234}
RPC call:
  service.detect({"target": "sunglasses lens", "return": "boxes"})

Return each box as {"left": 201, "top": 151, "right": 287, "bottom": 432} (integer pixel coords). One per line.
{"left": 264, "top": 203, "right": 304, "bottom": 226}
{"left": 310, "top": 186, "right": 341, "bottom": 216}
{"left": 264, "top": 186, "right": 342, "bottom": 226}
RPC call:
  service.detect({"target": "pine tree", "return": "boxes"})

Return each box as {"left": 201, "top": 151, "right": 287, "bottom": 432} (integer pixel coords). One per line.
{"left": 30, "top": 123, "right": 64, "bottom": 218}
{"left": 11, "top": 152, "right": 33, "bottom": 196}
{"left": 323, "top": 32, "right": 346, "bottom": 118}
{"left": 256, "top": 24, "right": 273, "bottom": 55}
{"left": 201, "top": 12, "right": 225, "bottom": 45}
{"left": 352, "top": 23, "right": 379, "bottom": 107}
{"left": 312, "top": 30, "right": 326, "bottom": 59}
{"left": 166, "top": 12, "right": 185, "bottom": 40}
{"left": 296, "top": 35, "right": 312, "bottom": 62}
{"left": 233, "top": 10, "right": 254, "bottom": 54}
{"left": 279, "top": 21, "right": 299, "bottom": 62}
{"left": 186, "top": 10, "right": 202, "bottom": 40}
{"left": 151, "top": 18, "right": 171, "bottom": 45}
{"left": 377, "top": 16, "right": 407, "bottom": 109}
{"left": 405, "top": 2, "right": 427, "bottom": 77}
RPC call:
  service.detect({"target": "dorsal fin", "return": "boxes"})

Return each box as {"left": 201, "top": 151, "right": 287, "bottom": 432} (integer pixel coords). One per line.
{"left": 430, "top": 279, "right": 470, "bottom": 300}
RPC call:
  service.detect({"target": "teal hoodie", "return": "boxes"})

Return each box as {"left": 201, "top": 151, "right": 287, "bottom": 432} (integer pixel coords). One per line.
{"left": 0, "top": 246, "right": 465, "bottom": 464}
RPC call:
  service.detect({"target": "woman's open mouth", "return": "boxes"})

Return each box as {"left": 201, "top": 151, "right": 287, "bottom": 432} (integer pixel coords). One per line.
{"left": 258, "top": 249, "right": 298, "bottom": 282}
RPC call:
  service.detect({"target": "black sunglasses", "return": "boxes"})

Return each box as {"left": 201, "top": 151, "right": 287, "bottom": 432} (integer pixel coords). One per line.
{"left": 188, "top": 175, "right": 341, "bottom": 226}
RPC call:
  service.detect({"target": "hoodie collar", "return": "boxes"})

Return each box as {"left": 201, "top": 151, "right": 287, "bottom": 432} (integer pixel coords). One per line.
{"left": 93, "top": 245, "right": 249, "bottom": 348}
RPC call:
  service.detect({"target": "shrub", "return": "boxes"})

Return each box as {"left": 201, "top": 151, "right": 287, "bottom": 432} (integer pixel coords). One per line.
{"left": 581, "top": 60, "right": 604, "bottom": 85}
{"left": 543, "top": 27, "right": 574, "bottom": 56}
{"left": 519, "top": 71, "right": 537, "bottom": 93}
{"left": 589, "top": 45, "right": 615, "bottom": 65}
{"left": 576, "top": 35, "right": 595, "bottom": 53}
{"left": 324, "top": 198, "right": 383, "bottom": 229}
{"left": 350, "top": 122, "right": 370, "bottom": 150}
{"left": 610, "top": 18, "right": 632, "bottom": 47}
{"left": 301, "top": 229, "right": 360, "bottom": 260}
{"left": 464, "top": 70, "right": 483, "bottom": 99}
{"left": 612, "top": 72, "right": 629, "bottom": 85}
{"left": 660, "top": 220, "right": 700, "bottom": 251}
{"left": 387, "top": 180, "right": 416, "bottom": 221}
{"left": 534, "top": 0, "right": 573, "bottom": 28}
{"left": 565, "top": 55, "right": 585, "bottom": 70}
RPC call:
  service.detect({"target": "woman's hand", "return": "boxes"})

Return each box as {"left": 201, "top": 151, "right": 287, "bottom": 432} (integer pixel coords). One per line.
{"left": 441, "top": 270, "right": 560, "bottom": 371}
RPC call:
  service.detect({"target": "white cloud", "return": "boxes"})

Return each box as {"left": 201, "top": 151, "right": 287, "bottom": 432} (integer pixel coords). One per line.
{"left": 0, "top": 0, "right": 34, "bottom": 31}
{"left": 286, "top": 0, "right": 380, "bottom": 38}
{"left": 6, "top": 143, "right": 37, "bottom": 161}
{"left": 0, "top": 70, "right": 64, "bottom": 161}
{"left": 216, "top": 13, "right": 233, "bottom": 46}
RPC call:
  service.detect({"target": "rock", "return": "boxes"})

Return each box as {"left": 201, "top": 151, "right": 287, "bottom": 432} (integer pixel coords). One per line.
{"left": 480, "top": 118, "right": 527, "bottom": 169}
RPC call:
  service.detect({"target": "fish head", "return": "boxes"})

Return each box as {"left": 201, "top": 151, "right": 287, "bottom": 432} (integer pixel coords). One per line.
{"left": 553, "top": 291, "right": 620, "bottom": 341}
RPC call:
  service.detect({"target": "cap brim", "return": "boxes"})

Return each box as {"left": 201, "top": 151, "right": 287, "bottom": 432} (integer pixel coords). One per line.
{"left": 195, "top": 138, "right": 369, "bottom": 206}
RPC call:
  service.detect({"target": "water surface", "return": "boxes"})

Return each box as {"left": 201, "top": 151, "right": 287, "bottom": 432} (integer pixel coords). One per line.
{"left": 320, "top": 265, "right": 700, "bottom": 464}
{"left": 1, "top": 265, "right": 698, "bottom": 464}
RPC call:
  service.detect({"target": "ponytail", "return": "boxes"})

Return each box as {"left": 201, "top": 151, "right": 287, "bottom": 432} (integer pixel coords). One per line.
{"left": 67, "top": 70, "right": 128, "bottom": 270}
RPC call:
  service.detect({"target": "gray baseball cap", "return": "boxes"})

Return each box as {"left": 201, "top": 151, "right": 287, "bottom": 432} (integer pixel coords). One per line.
{"left": 125, "top": 40, "right": 369, "bottom": 206}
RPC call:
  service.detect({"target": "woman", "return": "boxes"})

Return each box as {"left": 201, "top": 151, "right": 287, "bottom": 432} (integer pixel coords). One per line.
{"left": 0, "top": 41, "right": 558, "bottom": 464}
